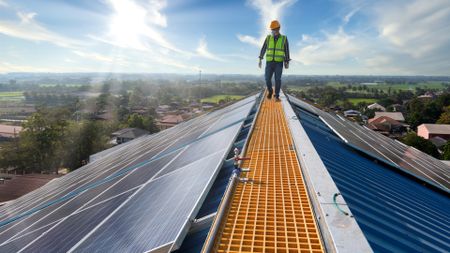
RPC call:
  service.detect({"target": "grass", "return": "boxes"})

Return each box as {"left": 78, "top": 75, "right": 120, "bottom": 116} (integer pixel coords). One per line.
{"left": 288, "top": 81, "right": 448, "bottom": 94}
{"left": 200, "top": 95, "right": 244, "bottom": 104}
{"left": 39, "top": 84, "right": 83, "bottom": 87}
{"left": 347, "top": 98, "right": 378, "bottom": 105}
{"left": 0, "top": 91, "right": 24, "bottom": 101}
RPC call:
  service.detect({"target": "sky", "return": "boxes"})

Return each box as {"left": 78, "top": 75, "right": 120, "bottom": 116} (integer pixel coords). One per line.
{"left": 0, "top": 0, "right": 449, "bottom": 75}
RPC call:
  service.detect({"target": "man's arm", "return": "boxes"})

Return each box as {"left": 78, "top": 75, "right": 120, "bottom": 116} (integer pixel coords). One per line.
{"left": 259, "top": 37, "right": 268, "bottom": 60}
{"left": 284, "top": 37, "right": 291, "bottom": 63}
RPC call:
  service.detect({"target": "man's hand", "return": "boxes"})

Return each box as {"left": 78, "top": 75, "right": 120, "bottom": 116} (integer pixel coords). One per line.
{"left": 284, "top": 61, "right": 289, "bottom": 69}
{"left": 258, "top": 59, "right": 262, "bottom": 69}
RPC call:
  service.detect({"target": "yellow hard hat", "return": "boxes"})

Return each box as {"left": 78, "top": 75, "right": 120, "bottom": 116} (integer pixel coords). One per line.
{"left": 269, "top": 20, "right": 280, "bottom": 29}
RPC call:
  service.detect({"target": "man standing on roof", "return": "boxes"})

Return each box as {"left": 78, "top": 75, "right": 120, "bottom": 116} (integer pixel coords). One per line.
{"left": 258, "top": 20, "right": 291, "bottom": 101}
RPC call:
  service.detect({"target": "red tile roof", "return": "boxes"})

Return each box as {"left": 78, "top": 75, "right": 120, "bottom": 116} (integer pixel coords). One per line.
{"left": 0, "top": 174, "right": 60, "bottom": 202}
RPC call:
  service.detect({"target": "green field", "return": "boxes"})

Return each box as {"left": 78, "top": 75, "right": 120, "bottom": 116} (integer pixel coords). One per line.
{"left": 347, "top": 98, "right": 378, "bottom": 105}
{"left": 289, "top": 81, "right": 447, "bottom": 93}
{"left": 0, "top": 91, "right": 24, "bottom": 101}
{"left": 39, "top": 84, "right": 83, "bottom": 87}
{"left": 201, "top": 95, "right": 244, "bottom": 104}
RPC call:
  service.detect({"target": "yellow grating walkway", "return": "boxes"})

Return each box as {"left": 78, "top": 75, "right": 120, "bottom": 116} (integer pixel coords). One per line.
{"left": 215, "top": 95, "right": 324, "bottom": 253}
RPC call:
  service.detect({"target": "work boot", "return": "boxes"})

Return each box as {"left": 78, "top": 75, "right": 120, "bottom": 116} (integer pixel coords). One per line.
{"left": 267, "top": 91, "right": 273, "bottom": 99}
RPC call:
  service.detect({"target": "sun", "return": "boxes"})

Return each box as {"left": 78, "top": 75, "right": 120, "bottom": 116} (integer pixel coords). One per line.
{"left": 108, "top": 0, "right": 148, "bottom": 50}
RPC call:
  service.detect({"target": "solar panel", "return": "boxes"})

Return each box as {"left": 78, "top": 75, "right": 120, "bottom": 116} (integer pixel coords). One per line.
{"left": 288, "top": 94, "right": 450, "bottom": 192}
{"left": 0, "top": 93, "right": 260, "bottom": 253}
{"left": 70, "top": 152, "right": 225, "bottom": 253}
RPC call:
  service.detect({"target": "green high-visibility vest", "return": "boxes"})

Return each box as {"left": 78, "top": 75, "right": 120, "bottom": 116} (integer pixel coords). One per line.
{"left": 266, "top": 35, "right": 286, "bottom": 62}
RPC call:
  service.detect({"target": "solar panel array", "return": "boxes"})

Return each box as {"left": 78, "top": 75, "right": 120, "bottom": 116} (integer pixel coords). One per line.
{"left": 0, "top": 94, "right": 259, "bottom": 253}
{"left": 288, "top": 95, "right": 450, "bottom": 192}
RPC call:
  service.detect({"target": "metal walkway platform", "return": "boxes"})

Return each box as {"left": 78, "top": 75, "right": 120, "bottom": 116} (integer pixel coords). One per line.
{"left": 214, "top": 95, "right": 324, "bottom": 253}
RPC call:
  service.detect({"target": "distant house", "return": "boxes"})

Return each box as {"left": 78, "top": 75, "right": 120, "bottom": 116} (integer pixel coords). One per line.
{"left": 156, "top": 105, "right": 171, "bottom": 115}
{"left": 329, "top": 105, "right": 342, "bottom": 111}
{"left": 344, "top": 110, "right": 361, "bottom": 117}
{"left": 417, "top": 124, "right": 450, "bottom": 140}
{"left": 202, "top": 104, "right": 215, "bottom": 110}
{"left": 417, "top": 92, "right": 435, "bottom": 100}
{"left": 111, "top": 128, "right": 149, "bottom": 144}
{"left": 130, "top": 106, "right": 149, "bottom": 115}
{"left": 0, "top": 174, "right": 60, "bottom": 202}
{"left": 373, "top": 112, "right": 405, "bottom": 122}
{"left": 157, "top": 114, "right": 184, "bottom": 130}
{"left": 189, "top": 101, "right": 201, "bottom": 108}
{"left": 0, "top": 124, "right": 22, "bottom": 141}
{"left": 367, "top": 103, "right": 386, "bottom": 112}
{"left": 390, "top": 104, "right": 403, "bottom": 112}
{"left": 93, "top": 111, "right": 114, "bottom": 121}
{"left": 367, "top": 116, "right": 408, "bottom": 137}
{"left": 169, "top": 102, "right": 181, "bottom": 108}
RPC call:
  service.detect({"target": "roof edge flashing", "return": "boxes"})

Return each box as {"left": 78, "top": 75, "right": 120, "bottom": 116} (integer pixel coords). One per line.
{"left": 281, "top": 91, "right": 373, "bottom": 253}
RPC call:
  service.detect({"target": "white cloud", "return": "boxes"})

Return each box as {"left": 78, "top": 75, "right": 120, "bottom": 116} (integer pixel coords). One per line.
{"left": 0, "top": 12, "right": 83, "bottom": 48}
{"left": 295, "top": 27, "right": 365, "bottom": 65}
{"left": 0, "top": 61, "right": 90, "bottom": 73}
{"left": 374, "top": 0, "right": 450, "bottom": 58}
{"left": 343, "top": 8, "right": 359, "bottom": 24}
{"left": 290, "top": 0, "right": 450, "bottom": 75}
{"left": 237, "top": 34, "right": 261, "bottom": 47}
{"left": 73, "top": 50, "right": 116, "bottom": 64}
{"left": 196, "top": 36, "right": 225, "bottom": 62}
{"left": 0, "top": 0, "right": 7, "bottom": 7}
{"left": 237, "top": 0, "right": 296, "bottom": 47}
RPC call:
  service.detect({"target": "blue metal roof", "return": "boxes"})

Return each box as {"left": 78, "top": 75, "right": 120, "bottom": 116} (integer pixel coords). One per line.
{"left": 292, "top": 104, "right": 450, "bottom": 253}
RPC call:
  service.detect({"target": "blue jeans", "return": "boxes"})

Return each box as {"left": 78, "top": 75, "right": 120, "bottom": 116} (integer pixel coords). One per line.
{"left": 265, "top": 61, "right": 283, "bottom": 98}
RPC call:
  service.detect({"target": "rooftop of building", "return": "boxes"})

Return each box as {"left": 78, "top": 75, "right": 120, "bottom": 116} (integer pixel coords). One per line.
{"left": 0, "top": 91, "right": 447, "bottom": 253}
{"left": 373, "top": 111, "right": 405, "bottom": 122}
{"left": 419, "top": 123, "right": 450, "bottom": 134}
{"left": 0, "top": 124, "right": 22, "bottom": 138}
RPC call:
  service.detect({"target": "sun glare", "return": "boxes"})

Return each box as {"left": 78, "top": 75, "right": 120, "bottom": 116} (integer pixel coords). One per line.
{"left": 109, "top": 0, "right": 148, "bottom": 50}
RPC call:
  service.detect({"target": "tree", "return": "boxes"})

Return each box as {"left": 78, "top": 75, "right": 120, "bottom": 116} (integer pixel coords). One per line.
{"left": 61, "top": 120, "right": 111, "bottom": 170}
{"left": 127, "top": 113, "right": 146, "bottom": 129}
{"left": 0, "top": 107, "right": 117, "bottom": 173}
{"left": 96, "top": 93, "right": 110, "bottom": 113}
{"left": 437, "top": 106, "right": 450, "bottom": 124}
{"left": 401, "top": 132, "right": 440, "bottom": 158}
{"left": 341, "top": 100, "right": 354, "bottom": 110}
{"left": 405, "top": 98, "right": 442, "bottom": 129}
{"left": 14, "top": 107, "right": 70, "bottom": 173}
{"left": 126, "top": 113, "right": 158, "bottom": 133}
{"left": 129, "top": 87, "right": 148, "bottom": 108}
{"left": 441, "top": 141, "right": 450, "bottom": 160}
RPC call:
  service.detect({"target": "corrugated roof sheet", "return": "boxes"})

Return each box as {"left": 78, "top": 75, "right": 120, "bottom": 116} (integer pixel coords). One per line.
{"left": 288, "top": 95, "right": 449, "bottom": 191}
{"left": 292, "top": 103, "right": 450, "bottom": 253}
